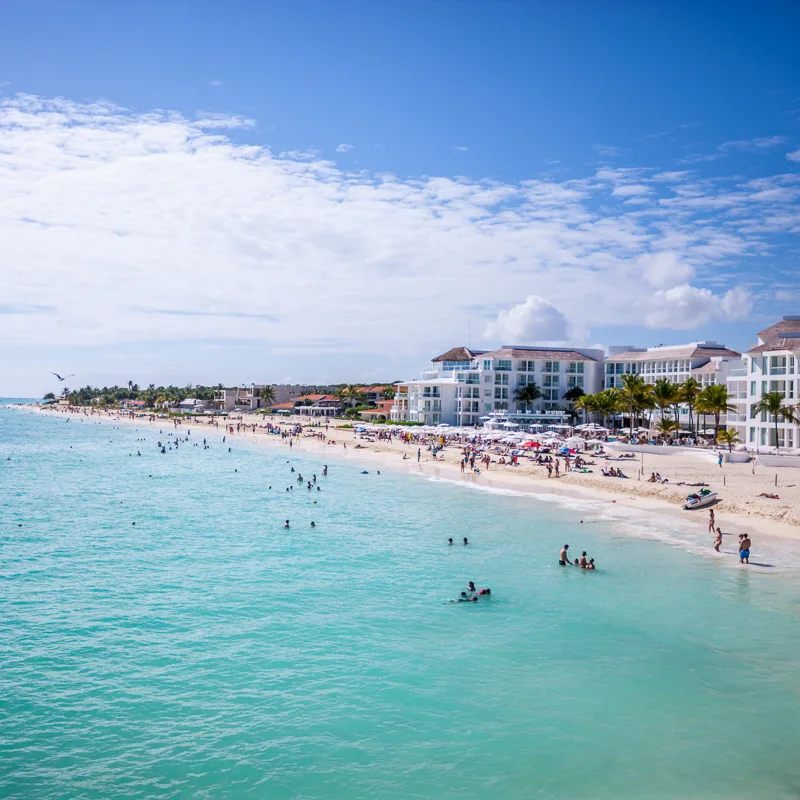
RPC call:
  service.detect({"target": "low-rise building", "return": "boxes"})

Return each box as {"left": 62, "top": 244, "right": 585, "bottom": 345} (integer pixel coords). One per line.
{"left": 215, "top": 385, "right": 270, "bottom": 411}
{"left": 726, "top": 316, "right": 800, "bottom": 450}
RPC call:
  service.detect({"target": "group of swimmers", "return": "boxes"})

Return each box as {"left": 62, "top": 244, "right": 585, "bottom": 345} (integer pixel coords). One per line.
{"left": 448, "top": 537, "right": 469, "bottom": 546}
{"left": 558, "top": 544, "right": 596, "bottom": 570}
{"left": 452, "top": 581, "right": 491, "bottom": 603}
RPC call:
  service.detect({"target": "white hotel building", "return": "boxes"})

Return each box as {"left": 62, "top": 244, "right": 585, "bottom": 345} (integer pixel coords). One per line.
{"left": 726, "top": 316, "right": 800, "bottom": 450}
{"left": 391, "top": 345, "right": 605, "bottom": 427}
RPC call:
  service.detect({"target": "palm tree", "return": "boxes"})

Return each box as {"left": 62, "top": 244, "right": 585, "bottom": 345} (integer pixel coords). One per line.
{"left": 716, "top": 428, "right": 741, "bottom": 452}
{"left": 382, "top": 388, "right": 396, "bottom": 400}
{"left": 696, "top": 384, "right": 736, "bottom": 443}
{"left": 654, "top": 418, "right": 681, "bottom": 440}
{"left": 619, "top": 374, "right": 648, "bottom": 432}
{"left": 753, "top": 391, "right": 799, "bottom": 452}
{"left": 593, "top": 390, "right": 621, "bottom": 429}
{"left": 680, "top": 377, "right": 701, "bottom": 438}
{"left": 513, "top": 382, "right": 542, "bottom": 413}
{"left": 652, "top": 378, "right": 679, "bottom": 424}
{"left": 574, "top": 393, "right": 593, "bottom": 425}
{"left": 261, "top": 385, "right": 276, "bottom": 407}
{"left": 345, "top": 384, "right": 363, "bottom": 408}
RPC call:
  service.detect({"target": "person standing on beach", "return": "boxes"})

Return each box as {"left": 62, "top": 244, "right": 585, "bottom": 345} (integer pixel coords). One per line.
{"left": 718, "top": 452, "right": 723, "bottom": 468}
{"left": 554, "top": 460, "right": 560, "bottom": 478}
{"left": 417, "top": 449, "right": 421, "bottom": 463}
{"left": 708, "top": 509, "right": 715, "bottom": 533}
{"left": 713, "top": 528, "right": 723, "bottom": 552}
{"left": 739, "top": 535, "right": 751, "bottom": 564}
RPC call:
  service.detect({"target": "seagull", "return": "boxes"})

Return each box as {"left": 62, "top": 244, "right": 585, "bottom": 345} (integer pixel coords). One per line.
{"left": 50, "top": 372, "right": 75, "bottom": 381}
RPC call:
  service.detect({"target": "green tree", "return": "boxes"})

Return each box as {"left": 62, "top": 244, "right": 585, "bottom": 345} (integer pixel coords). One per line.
{"left": 619, "top": 374, "right": 649, "bottom": 431}
{"left": 382, "top": 388, "right": 396, "bottom": 400}
{"left": 652, "top": 378, "right": 679, "bottom": 425}
{"left": 654, "top": 418, "right": 681, "bottom": 439}
{"left": 753, "top": 391, "right": 799, "bottom": 452}
{"left": 696, "top": 384, "right": 736, "bottom": 443}
{"left": 261, "top": 385, "right": 276, "bottom": 406}
{"left": 563, "top": 386, "right": 585, "bottom": 403}
{"left": 680, "top": 377, "right": 701, "bottom": 438}
{"left": 513, "top": 382, "right": 543, "bottom": 413}
{"left": 716, "top": 428, "right": 741, "bottom": 452}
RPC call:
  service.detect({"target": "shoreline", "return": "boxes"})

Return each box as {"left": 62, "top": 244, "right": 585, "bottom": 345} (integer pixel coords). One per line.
{"left": 16, "top": 404, "right": 800, "bottom": 572}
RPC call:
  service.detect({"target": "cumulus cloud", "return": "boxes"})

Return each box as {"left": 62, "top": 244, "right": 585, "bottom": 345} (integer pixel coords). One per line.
{"left": 0, "top": 92, "right": 790, "bottom": 371}
{"left": 640, "top": 252, "right": 696, "bottom": 289}
{"left": 209, "top": 79, "right": 223, "bottom": 87}
{"left": 787, "top": 149, "right": 800, "bottom": 163}
{"left": 646, "top": 285, "right": 752, "bottom": 329}
{"left": 484, "top": 296, "right": 570, "bottom": 343}
{"left": 336, "top": 143, "right": 354, "bottom": 153}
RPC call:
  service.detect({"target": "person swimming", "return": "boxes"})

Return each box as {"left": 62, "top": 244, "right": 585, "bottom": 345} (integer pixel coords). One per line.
{"left": 579, "top": 551, "right": 588, "bottom": 568}
{"left": 559, "top": 544, "right": 571, "bottom": 566}
{"left": 283, "top": 519, "right": 290, "bottom": 528}
{"left": 448, "top": 538, "right": 453, "bottom": 545}
{"left": 463, "top": 537, "right": 468, "bottom": 546}
{"left": 310, "top": 521, "right": 315, "bottom": 528}
{"left": 467, "top": 581, "right": 476, "bottom": 594}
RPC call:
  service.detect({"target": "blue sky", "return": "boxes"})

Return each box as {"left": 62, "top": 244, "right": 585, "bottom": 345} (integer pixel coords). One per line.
{"left": 1, "top": 0, "right": 800, "bottom": 395}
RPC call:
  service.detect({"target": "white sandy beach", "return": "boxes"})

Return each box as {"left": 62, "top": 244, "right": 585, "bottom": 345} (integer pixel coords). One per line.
{"left": 32, "top": 405, "right": 800, "bottom": 549}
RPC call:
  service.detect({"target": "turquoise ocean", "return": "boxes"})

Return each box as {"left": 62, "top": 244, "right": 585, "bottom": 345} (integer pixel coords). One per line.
{"left": 2, "top": 404, "right": 800, "bottom": 800}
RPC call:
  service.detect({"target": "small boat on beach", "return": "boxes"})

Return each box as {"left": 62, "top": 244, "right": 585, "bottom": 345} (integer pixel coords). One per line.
{"left": 684, "top": 489, "right": 718, "bottom": 510}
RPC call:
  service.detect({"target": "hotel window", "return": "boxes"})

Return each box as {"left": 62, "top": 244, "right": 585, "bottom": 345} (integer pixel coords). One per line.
{"left": 484, "top": 374, "right": 492, "bottom": 382}
{"left": 769, "top": 380, "right": 786, "bottom": 396}
{"left": 494, "top": 373, "right": 509, "bottom": 386}
{"left": 496, "top": 359, "right": 512, "bottom": 371}
{"left": 790, "top": 357, "right": 795, "bottom": 374}
{"left": 494, "top": 401, "right": 508, "bottom": 410}
{"left": 761, "top": 381, "right": 767, "bottom": 395}
{"left": 494, "top": 387, "right": 509, "bottom": 400}
{"left": 483, "top": 360, "right": 492, "bottom": 371}
{"left": 484, "top": 403, "right": 492, "bottom": 412}
{"left": 790, "top": 381, "right": 795, "bottom": 400}
{"left": 749, "top": 427, "right": 755, "bottom": 442}
{"left": 750, "top": 381, "right": 756, "bottom": 396}
{"left": 544, "top": 361, "right": 560, "bottom": 373}
{"left": 770, "top": 355, "right": 787, "bottom": 375}
{"left": 762, "top": 357, "right": 767, "bottom": 372}
{"left": 484, "top": 388, "right": 492, "bottom": 396}
{"left": 567, "top": 376, "right": 584, "bottom": 389}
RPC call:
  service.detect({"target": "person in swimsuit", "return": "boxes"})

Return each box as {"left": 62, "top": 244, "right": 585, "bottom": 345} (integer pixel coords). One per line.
{"left": 713, "top": 527, "right": 722, "bottom": 552}
{"left": 739, "top": 535, "right": 751, "bottom": 564}
{"left": 708, "top": 509, "right": 715, "bottom": 533}
{"left": 559, "top": 544, "right": 571, "bottom": 566}
{"left": 579, "top": 551, "right": 588, "bottom": 568}
{"left": 463, "top": 537, "right": 469, "bottom": 546}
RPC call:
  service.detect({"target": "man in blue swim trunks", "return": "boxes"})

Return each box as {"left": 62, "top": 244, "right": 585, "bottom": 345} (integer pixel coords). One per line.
{"left": 739, "top": 535, "right": 751, "bottom": 564}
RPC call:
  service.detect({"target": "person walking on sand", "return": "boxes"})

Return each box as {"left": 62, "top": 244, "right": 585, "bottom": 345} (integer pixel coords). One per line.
{"left": 739, "top": 535, "right": 751, "bottom": 564}
{"left": 713, "top": 527, "right": 723, "bottom": 552}
{"left": 718, "top": 452, "right": 723, "bottom": 468}
{"left": 554, "top": 460, "right": 560, "bottom": 478}
{"left": 708, "top": 509, "right": 715, "bottom": 533}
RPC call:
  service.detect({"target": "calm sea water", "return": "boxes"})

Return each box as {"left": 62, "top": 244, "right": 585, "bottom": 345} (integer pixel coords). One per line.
{"left": 2, "top": 405, "right": 800, "bottom": 800}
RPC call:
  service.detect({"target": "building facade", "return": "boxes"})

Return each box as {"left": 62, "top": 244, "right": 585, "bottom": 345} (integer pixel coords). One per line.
{"left": 391, "top": 345, "right": 604, "bottom": 427}
{"left": 726, "top": 316, "right": 800, "bottom": 450}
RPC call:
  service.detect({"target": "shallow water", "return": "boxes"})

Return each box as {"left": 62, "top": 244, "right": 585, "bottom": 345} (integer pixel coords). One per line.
{"left": 2, "top": 406, "right": 800, "bottom": 800}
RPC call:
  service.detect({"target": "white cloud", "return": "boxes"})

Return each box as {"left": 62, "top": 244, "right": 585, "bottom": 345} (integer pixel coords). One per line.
{"left": 0, "top": 92, "right": 790, "bottom": 377}
{"left": 209, "top": 80, "right": 223, "bottom": 88}
{"left": 611, "top": 184, "right": 651, "bottom": 197}
{"left": 336, "top": 143, "right": 354, "bottom": 153}
{"left": 455, "top": 146, "right": 468, "bottom": 152}
{"left": 787, "top": 149, "right": 800, "bottom": 163}
{"left": 484, "top": 296, "right": 570, "bottom": 343}
{"left": 646, "top": 285, "right": 752, "bottom": 329}
{"left": 594, "top": 144, "right": 626, "bottom": 158}
{"left": 640, "top": 252, "right": 696, "bottom": 289}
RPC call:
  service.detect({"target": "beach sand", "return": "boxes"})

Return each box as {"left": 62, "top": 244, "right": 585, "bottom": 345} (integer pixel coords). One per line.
{"left": 31, "top": 405, "right": 800, "bottom": 557}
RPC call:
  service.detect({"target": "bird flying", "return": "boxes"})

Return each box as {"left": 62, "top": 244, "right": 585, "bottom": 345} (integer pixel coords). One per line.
{"left": 50, "top": 372, "right": 75, "bottom": 381}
